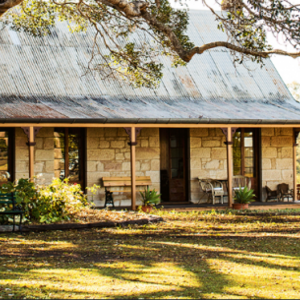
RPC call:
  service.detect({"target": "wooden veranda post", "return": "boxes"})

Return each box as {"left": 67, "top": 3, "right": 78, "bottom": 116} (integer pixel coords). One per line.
{"left": 21, "top": 127, "right": 42, "bottom": 181}
{"left": 293, "top": 130, "right": 299, "bottom": 202}
{"left": 221, "top": 127, "right": 237, "bottom": 208}
{"left": 227, "top": 128, "right": 233, "bottom": 208}
{"left": 29, "top": 126, "right": 34, "bottom": 180}
{"left": 124, "top": 127, "right": 142, "bottom": 210}
{"left": 130, "top": 127, "right": 136, "bottom": 210}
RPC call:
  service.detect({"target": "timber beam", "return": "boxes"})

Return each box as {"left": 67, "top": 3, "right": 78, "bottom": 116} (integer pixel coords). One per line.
{"left": 221, "top": 127, "right": 238, "bottom": 208}
{"left": 21, "top": 127, "right": 42, "bottom": 180}
{"left": 124, "top": 127, "right": 142, "bottom": 210}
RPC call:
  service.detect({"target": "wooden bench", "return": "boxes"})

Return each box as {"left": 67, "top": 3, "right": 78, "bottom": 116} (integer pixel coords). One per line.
{"left": 101, "top": 176, "right": 152, "bottom": 208}
{"left": 0, "top": 192, "right": 24, "bottom": 232}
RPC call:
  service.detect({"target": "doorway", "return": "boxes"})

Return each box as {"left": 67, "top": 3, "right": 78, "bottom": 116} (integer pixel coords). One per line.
{"left": 160, "top": 128, "right": 189, "bottom": 203}
{"left": 232, "top": 128, "right": 260, "bottom": 198}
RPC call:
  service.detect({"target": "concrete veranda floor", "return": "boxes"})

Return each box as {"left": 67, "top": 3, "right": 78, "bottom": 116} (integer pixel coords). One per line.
{"left": 157, "top": 201, "right": 300, "bottom": 211}
{"left": 108, "top": 201, "right": 300, "bottom": 211}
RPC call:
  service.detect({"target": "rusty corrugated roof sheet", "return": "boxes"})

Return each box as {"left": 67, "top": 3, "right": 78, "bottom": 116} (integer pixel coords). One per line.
{"left": 0, "top": 10, "right": 299, "bottom": 123}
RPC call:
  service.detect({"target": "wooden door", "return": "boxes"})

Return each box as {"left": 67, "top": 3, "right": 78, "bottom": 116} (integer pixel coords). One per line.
{"left": 160, "top": 128, "right": 188, "bottom": 203}
{"left": 233, "top": 128, "right": 259, "bottom": 198}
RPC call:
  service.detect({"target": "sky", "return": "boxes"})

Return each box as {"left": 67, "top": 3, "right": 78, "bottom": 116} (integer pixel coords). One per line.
{"left": 171, "top": 0, "right": 300, "bottom": 85}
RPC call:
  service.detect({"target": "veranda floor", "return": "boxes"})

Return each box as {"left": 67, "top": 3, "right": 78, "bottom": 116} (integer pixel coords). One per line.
{"left": 158, "top": 201, "right": 300, "bottom": 211}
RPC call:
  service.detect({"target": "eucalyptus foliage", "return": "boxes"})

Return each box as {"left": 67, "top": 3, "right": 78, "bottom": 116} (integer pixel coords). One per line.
{"left": 1, "top": 0, "right": 300, "bottom": 87}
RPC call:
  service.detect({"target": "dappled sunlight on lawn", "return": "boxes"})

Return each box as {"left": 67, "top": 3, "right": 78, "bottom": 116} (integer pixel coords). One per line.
{"left": 1, "top": 211, "right": 300, "bottom": 299}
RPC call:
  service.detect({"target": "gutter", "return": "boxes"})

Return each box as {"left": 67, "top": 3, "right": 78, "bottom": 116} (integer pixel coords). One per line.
{"left": 0, "top": 118, "right": 297, "bottom": 125}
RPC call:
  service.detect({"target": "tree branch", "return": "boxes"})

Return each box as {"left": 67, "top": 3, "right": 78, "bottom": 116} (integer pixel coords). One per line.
{"left": 186, "top": 42, "right": 300, "bottom": 61}
{"left": 0, "top": 0, "right": 23, "bottom": 16}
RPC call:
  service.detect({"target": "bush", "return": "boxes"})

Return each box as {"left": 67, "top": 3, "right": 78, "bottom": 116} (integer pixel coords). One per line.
{"left": 0, "top": 178, "right": 99, "bottom": 225}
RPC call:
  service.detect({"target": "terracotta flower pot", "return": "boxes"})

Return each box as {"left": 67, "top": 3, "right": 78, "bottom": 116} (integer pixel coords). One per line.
{"left": 232, "top": 203, "right": 249, "bottom": 210}
{"left": 141, "top": 205, "right": 152, "bottom": 213}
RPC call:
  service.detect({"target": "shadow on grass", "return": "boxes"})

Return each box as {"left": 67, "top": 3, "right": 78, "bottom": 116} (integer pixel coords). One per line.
{"left": 1, "top": 221, "right": 300, "bottom": 299}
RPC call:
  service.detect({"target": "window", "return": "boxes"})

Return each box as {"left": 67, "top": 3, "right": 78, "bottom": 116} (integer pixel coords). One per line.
{"left": 233, "top": 129, "right": 256, "bottom": 177}
{"left": 54, "top": 128, "right": 85, "bottom": 186}
{"left": 0, "top": 129, "right": 14, "bottom": 183}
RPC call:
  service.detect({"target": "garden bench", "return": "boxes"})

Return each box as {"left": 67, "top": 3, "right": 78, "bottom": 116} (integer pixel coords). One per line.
{"left": 101, "top": 176, "right": 152, "bottom": 208}
{"left": 0, "top": 192, "right": 23, "bottom": 232}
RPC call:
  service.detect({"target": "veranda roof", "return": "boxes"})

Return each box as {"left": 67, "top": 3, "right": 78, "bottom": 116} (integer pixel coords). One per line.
{"left": 0, "top": 10, "right": 299, "bottom": 124}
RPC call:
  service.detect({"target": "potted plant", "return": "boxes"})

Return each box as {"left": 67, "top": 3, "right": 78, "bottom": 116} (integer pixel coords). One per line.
{"left": 233, "top": 186, "right": 255, "bottom": 209}
{"left": 139, "top": 187, "right": 161, "bottom": 213}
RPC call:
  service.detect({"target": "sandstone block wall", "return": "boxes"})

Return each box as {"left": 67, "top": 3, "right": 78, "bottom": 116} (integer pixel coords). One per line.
{"left": 86, "top": 128, "right": 160, "bottom": 207}
{"left": 15, "top": 128, "right": 54, "bottom": 183}
{"left": 189, "top": 128, "right": 227, "bottom": 203}
{"left": 261, "top": 127, "right": 293, "bottom": 200}
{"left": 12, "top": 126, "right": 294, "bottom": 205}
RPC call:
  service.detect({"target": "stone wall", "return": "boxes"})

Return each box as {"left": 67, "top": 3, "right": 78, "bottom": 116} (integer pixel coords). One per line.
{"left": 86, "top": 128, "right": 160, "bottom": 207}
{"left": 189, "top": 128, "right": 227, "bottom": 203}
{"left": 12, "top": 126, "right": 294, "bottom": 205}
{"left": 15, "top": 128, "right": 54, "bottom": 183}
{"left": 261, "top": 127, "right": 293, "bottom": 200}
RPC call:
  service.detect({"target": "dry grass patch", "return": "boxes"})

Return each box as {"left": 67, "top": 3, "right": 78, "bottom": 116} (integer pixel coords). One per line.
{"left": 1, "top": 209, "right": 300, "bottom": 299}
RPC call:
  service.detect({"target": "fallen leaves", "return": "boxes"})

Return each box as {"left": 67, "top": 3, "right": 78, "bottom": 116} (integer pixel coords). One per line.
{"left": 0, "top": 211, "right": 300, "bottom": 299}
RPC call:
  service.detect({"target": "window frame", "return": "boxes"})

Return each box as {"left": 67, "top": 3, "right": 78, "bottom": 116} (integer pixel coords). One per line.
{"left": 0, "top": 128, "right": 15, "bottom": 185}
{"left": 54, "top": 128, "right": 86, "bottom": 188}
{"left": 233, "top": 128, "right": 258, "bottom": 178}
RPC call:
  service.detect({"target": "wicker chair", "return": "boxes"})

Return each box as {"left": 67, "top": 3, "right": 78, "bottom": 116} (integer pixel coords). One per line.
{"left": 265, "top": 186, "right": 280, "bottom": 202}
{"left": 232, "top": 175, "right": 251, "bottom": 195}
{"left": 277, "top": 183, "right": 294, "bottom": 202}
{"left": 198, "top": 178, "right": 224, "bottom": 205}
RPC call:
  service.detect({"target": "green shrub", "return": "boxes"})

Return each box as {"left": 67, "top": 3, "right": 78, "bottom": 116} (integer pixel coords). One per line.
{"left": 0, "top": 178, "right": 100, "bottom": 225}
{"left": 139, "top": 187, "right": 161, "bottom": 206}
{"left": 234, "top": 186, "right": 256, "bottom": 204}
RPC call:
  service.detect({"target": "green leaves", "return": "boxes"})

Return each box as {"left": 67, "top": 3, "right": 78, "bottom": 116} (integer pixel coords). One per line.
{"left": 140, "top": 186, "right": 161, "bottom": 206}
{"left": 2, "top": 0, "right": 88, "bottom": 37}
{"left": 0, "top": 177, "right": 94, "bottom": 225}
{"left": 234, "top": 186, "right": 256, "bottom": 204}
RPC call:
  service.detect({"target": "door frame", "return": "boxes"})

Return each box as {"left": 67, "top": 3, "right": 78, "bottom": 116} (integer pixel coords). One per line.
{"left": 159, "top": 128, "right": 190, "bottom": 204}
{"left": 233, "top": 128, "right": 261, "bottom": 201}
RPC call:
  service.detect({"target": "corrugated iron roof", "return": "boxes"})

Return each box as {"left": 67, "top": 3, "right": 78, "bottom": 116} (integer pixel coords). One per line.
{"left": 0, "top": 10, "right": 299, "bottom": 123}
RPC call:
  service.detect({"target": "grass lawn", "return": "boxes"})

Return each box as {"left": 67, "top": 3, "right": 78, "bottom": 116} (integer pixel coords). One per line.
{"left": 1, "top": 209, "right": 300, "bottom": 299}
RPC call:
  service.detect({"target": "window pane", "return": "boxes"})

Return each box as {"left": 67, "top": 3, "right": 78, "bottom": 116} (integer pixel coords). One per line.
{"left": 54, "top": 131, "right": 65, "bottom": 180}
{"left": 170, "top": 136, "right": 177, "bottom": 148}
{"left": 171, "top": 169, "right": 178, "bottom": 178}
{"left": 244, "top": 137, "right": 253, "bottom": 147}
{"left": 54, "top": 129, "right": 82, "bottom": 183}
{"left": 0, "top": 131, "right": 9, "bottom": 182}
{"left": 244, "top": 148, "right": 253, "bottom": 157}
{"left": 233, "top": 131, "right": 242, "bottom": 175}
{"left": 245, "top": 168, "right": 253, "bottom": 177}
{"left": 245, "top": 158, "right": 253, "bottom": 168}
{"left": 68, "top": 131, "right": 80, "bottom": 182}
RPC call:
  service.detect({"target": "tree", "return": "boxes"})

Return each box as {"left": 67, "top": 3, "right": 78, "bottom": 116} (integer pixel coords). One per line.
{"left": 1, "top": 0, "right": 300, "bottom": 87}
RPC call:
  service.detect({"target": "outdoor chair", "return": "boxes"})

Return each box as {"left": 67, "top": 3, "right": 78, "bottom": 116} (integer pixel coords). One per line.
{"left": 265, "top": 186, "right": 280, "bottom": 202}
{"left": 297, "top": 184, "right": 300, "bottom": 200}
{"left": 198, "top": 178, "right": 224, "bottom": 205}
{"left": 232, "top": 175, "right": 251, "bottom": 195}
{"left": 277, "top": 183, "right": 294, "bottom": 202}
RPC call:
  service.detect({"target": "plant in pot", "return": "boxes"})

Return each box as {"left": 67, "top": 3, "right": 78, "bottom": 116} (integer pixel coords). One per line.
{"left": 139, "top": 187, "right": 161, "bottom": 213}
{"left": 233, "top": 186, "right": 255, "bottom": 209}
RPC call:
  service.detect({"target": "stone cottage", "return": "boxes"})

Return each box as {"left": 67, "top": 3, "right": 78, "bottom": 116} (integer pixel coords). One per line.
{"left": 0, "top": 10, "right": 300, "bottom": 208}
